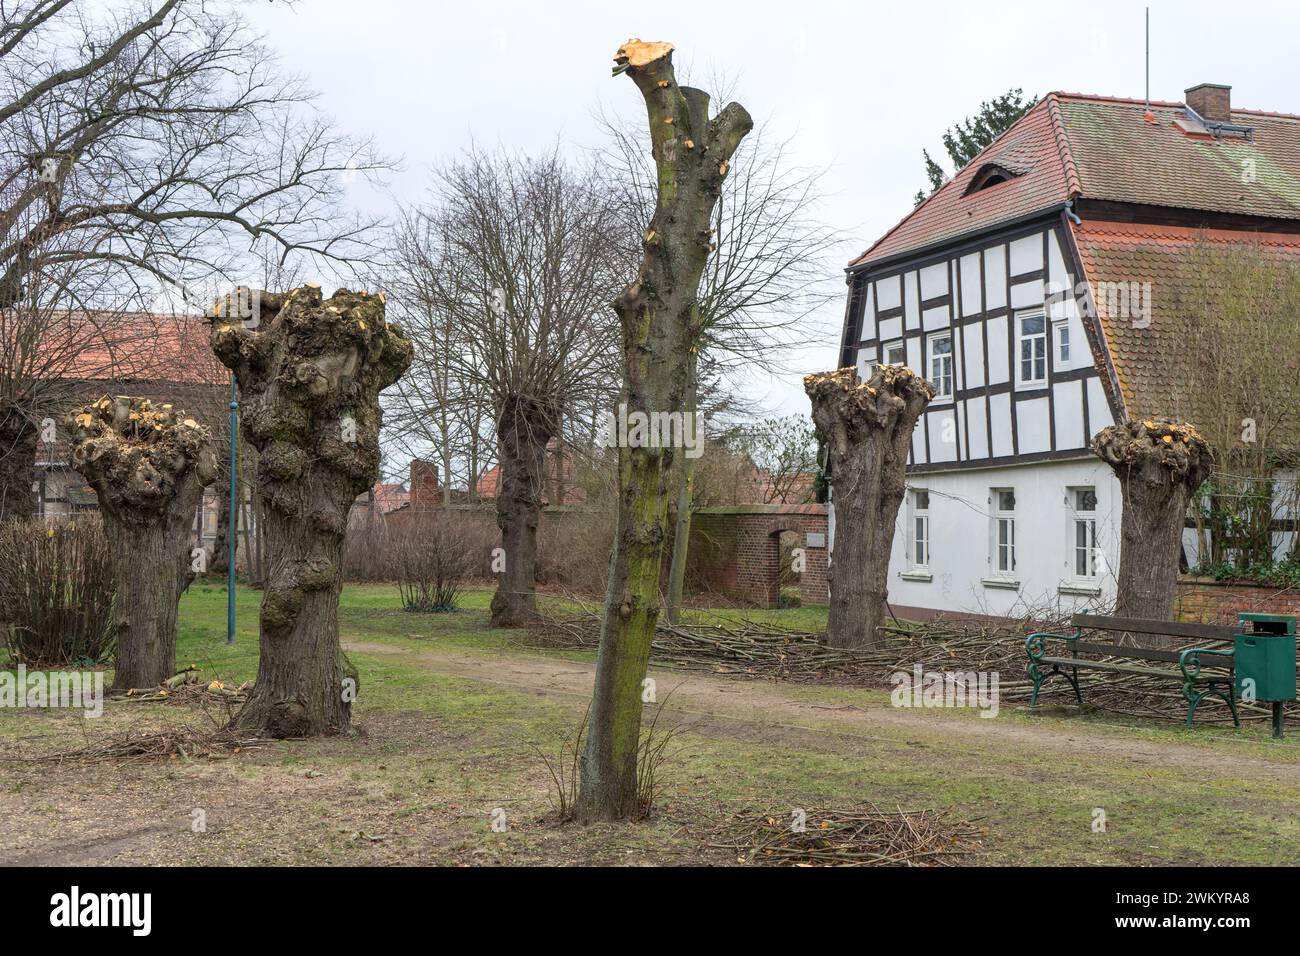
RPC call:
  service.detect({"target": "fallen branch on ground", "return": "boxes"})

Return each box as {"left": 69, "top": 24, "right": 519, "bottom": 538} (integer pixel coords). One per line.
{"left": 699, "top": 804, "right": 985, "bottom": 867}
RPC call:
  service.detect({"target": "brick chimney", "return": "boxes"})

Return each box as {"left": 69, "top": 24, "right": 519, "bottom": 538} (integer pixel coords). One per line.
{"left": 409, "top": 458, "right": 439, "bottom": 509}
{"left": 1185, "top": 83, "right": 1231, "bottom": 123}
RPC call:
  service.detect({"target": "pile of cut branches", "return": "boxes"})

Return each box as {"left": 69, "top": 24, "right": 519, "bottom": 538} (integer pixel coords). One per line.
{"left": 531, "top": 606, "right": 1292, "bottom": 725}
{"left": 119, "top": 666, "right": 251, "bottom": 705}
{"left": 531, "top": 609, "right": 879, "bottom": 678}
{"left": 702, "top": 804, "right": 984, "bottom": 867}
{"left": 3, "top": 726, "right": 263, "bottom": 765}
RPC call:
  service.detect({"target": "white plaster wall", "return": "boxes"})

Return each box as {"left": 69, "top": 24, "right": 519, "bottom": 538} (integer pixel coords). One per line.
{"left": 880, "top": 458, "right": 1122, "bottom": 617}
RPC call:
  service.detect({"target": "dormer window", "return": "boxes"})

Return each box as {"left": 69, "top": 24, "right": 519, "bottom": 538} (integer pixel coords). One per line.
{"left": 965, "top": 163, "right": 1020, "bottom": 195}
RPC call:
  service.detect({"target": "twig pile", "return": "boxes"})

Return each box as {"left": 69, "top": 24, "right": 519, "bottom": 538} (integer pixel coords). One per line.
{"left": 705, "top": 805, "right": 984, "bottom": 866}
{"left": 531, "top": 610, "right": 878, "bottom": 678}
{"left": 4, "top": 726, "right": 263, "bottom": 764}
{"left": 532, "top": 607, "right": 1294, "bottom": 725}
{"left": 119, "top": 666, "right": 250, "bottom": 706}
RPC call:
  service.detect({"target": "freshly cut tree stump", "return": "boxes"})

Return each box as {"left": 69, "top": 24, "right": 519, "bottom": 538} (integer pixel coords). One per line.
{"left": 1092, "top": 418, "right": 1215, "bottom": 628}
{"left": 211, "top": 285, "right": 412, "bottom": 737}
{"left": 577, "top": 39, "right": 752, "bottom": 823}
{"left": 805, "top": 366, "right": 933, "bottom": 649}
{"left": 70, "top": 396, "right": 217, "bottom": 692}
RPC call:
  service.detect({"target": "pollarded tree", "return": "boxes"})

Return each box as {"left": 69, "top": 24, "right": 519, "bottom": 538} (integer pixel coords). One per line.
{"left": 805, "top": 365, "right": 933, "bottom": 649}
{"left": 70, "top": 396, "right": 216, "bottom": 691}
{"left": 1092, "top": 419, "right": 1215, "bottom": 624}
{"left": 211, "top": 285, "right": 412, "bottom": 737}
{"left": 577, "top": 39, "right": 752, "bottom": 823}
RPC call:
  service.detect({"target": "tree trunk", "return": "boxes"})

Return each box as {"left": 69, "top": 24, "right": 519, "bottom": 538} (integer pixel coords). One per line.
{"left": 805, "top": 366, "right": 933, "bottom": 649}
{"left": 211, "top": 285, "right": 412, "bottom": 737}
{"left": 664, "top": 356, "right": 699, "bottom": 624}
{"left": 489, "top": 395, "right": 555, "bottom": 627}
{"left": 1092, "top": 419, "right": 1215, "bottom": 630}
{"left": 0, "top": 413, "right": 37, "bottom": 521}
{"left": 69, "top": 396, "right": 217, "bottom": 691}
{"left": 577, "top": 40, "right": 751, "bottom": 823}
{"left": 210, "top": 474, "right": 231, "bottom": 574}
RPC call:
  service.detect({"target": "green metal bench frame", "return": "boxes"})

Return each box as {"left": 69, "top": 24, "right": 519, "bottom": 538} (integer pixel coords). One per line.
{"left": 1025, "top": 613, "right": 1239, "bottom": 729}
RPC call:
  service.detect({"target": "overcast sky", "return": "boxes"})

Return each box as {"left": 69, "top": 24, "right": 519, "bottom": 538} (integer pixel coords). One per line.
{"left": 248, "top": 0, "right": 1300, "bottom": 420}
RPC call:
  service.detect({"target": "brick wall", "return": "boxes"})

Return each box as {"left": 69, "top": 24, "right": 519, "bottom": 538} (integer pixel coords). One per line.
{"left": 689, "top": 505, "right": 828, "bottom": 607}
{"left": 1175, "top": 577, "right": 1300, "bottom": 625}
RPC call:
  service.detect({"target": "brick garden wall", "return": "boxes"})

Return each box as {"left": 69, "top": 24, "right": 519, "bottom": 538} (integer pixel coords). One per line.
{"left": 689, "top": 504, "right": 828, "bottom": 607}
{"left": 1175, "top": 577, "right": 1300, "bottom": 625}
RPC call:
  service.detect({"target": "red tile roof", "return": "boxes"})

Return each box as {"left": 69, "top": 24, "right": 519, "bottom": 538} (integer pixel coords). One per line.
{"left": 40, "top": 311, "right": 227, "bottom": 387}
{"left": 851, "top": 92, "right": 1300, "bottom": 268}
{"left": 1071, "top": 220, "right": 1300, "bottom": 423}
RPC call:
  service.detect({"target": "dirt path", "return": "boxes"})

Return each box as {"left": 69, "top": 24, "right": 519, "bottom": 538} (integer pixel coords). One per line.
{"left": 343, "top": 640, "right": 1300, "bottom": 782}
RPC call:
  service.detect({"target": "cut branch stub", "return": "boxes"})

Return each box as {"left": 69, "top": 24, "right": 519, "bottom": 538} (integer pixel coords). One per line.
{"left": 211, "top": 285, "right": 412, "bottom": 737}
{"left": 69, "top": 396, "right": 217, "bottom": 691}
{"left": 805, "top": 366, "right": 934, "bottom": 649}
{"left": 70, "top": 396, "right": 217, "bottom": 521}
{"left": 1091, "top": 418, "right": 1215, "bottom": 489}
{"left": 804, "top": 365, "right": 936, "bottom": 463}
{"left": 1092, "top": 418, "right": 1215, "bottom": 625}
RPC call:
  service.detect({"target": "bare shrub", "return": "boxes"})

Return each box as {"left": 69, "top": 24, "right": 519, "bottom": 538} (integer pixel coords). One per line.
{"left": 535, "top": 507, "right": 616, "bottom": 595}
{"left": 0, "top": 516, "right": 114, "bottom": 665}
{"left": 394, "top": 512, "right": 487, "bottom": 612}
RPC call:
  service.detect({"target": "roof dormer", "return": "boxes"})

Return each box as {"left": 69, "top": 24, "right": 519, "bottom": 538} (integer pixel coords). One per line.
{"left": 964, "top": 162, "right": 1021, "bottom": 195}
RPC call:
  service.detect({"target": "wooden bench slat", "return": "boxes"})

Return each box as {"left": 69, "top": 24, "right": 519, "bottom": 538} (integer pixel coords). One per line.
{"left": 1072, "top": 641, "right": 1200, "bottom": 665}
{"left": 1037, "top": 656, "right": 1222, "bottom": 681}
{"left": 1070, "top": 613, "right": 1237, "bottom": 643}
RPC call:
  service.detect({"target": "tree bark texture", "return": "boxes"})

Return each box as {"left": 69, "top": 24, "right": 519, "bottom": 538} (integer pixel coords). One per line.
{"left": 578, "top": 39, "right": 752, "bottom": 823}
{"left": 664, "top": 355, "right": 699, "bottom": 624}
{"left": 1092, "top": 418, "right": 1215, "bottom": 630}
{"left": 489, "top": 395, "right": 558, "bottom": 627}
{"left": 0, "top": 413, "right": 37, "bottom": 521}
{"left": 211, "top": 286, "right": 412, "bottom": 737}
{"left": 805, "top": 366, "right": 933, "bottom": 649}
{"left": 210, "top": 477, "right": 231, "bottom": 574}
{"left": 69, "top": 396, "right": 217, "bottom": 691}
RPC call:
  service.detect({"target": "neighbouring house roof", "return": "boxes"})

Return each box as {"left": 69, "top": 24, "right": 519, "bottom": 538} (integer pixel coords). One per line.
{"left": 1071, "top": 221, "right": 1300, "bottom": 425}
{"left": 373, "top": 482, "right": 409, "bottom": 513}
{"left": 52, "top": 311, "right": 228, "bottom": 387}
{"left": 851, "top": 93, "right": 1300, "bottom": 269}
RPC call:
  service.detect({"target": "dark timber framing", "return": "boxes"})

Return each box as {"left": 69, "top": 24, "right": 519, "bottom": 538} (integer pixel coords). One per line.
{"left": 843, "top": 212, "right": 1113, "bottom": 473}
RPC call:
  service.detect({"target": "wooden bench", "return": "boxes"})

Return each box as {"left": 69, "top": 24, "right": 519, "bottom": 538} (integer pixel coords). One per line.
{"left": 1025, "top": 614, "right": 1239, "bottom": 728}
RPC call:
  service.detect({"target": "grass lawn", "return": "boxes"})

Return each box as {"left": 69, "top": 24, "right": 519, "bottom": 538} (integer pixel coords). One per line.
{"left": 1, "top": 581, "right": 1298, "bottom": 866}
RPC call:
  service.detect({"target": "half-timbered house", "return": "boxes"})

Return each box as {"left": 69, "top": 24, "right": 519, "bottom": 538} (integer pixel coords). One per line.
{"left": 834, "top": 83, "right": 1300, "bottom": 620}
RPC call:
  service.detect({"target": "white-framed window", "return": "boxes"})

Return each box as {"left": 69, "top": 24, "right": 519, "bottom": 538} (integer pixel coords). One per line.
{"left": 1017, "top": 310, "right": 1047, "bottom": 385}
{"left": 928, "top": 332, "right": 953, "bottom": 400}
{"left": 1053, "top": 320, "right": 1070, "bottom": 367}
{"left": 991, "top": 488, "right": 1016, "bottom": 575}
{"left": 1068, "top": 486, "right": 1098, "bottom": 579}
{"left": 884, "top": 340, "right": 906, "bottom": 366}
{"left": 909, "top": 488, "right": 930, "bottom": 569}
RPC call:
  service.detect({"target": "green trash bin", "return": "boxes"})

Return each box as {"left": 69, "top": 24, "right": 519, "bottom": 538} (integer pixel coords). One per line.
{"left": 1235, "top": 612, "right": 1297, "bottom": 738}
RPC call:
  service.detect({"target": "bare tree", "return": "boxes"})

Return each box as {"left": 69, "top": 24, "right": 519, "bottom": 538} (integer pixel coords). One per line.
{"left": 384, "top": 209, "right": 497, "bottom": 506}
{"left": 0, "top": 0, "right": 388, "bottom": 517}
{"left": 596, "top": 70, "right": 842, "bottom": 622}
{"left": 577, "top": 40, "right": 752, "bottom": 823}
{"left": 806, "top": 366, "right": 932, "bottom": 648}
{"left": 1168, "top": 239, "right": 1300, "bottom": 569}
{"left": 387, "top": 148, "right": 623, "bottom": 627}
